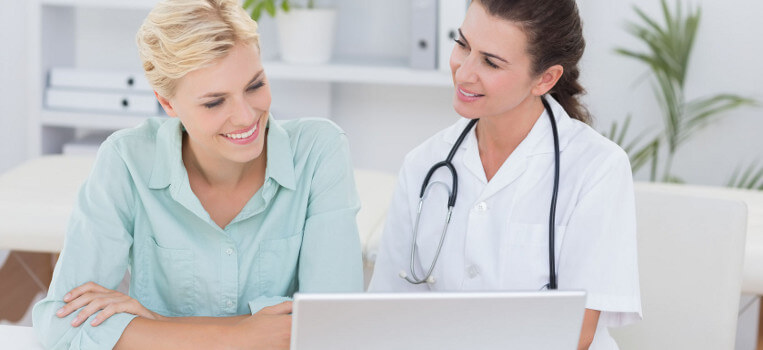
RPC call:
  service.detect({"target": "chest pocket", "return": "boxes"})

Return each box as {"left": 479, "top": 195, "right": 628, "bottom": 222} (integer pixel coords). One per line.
{"left": 139, "top": 236, "right": 195, "bottom": 316}
{"left": 500, "top": 223, "right": 566, "bottom": 289}
{"left": 258, "top": 233, "right": 302, "bottom": 294}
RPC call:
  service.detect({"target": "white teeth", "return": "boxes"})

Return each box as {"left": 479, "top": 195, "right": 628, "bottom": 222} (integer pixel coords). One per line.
{"left": 460, "top": 88, "right": 481, "bottom": 97}
{"left": 224, "top": 123, "right": 257, "bottom": 139}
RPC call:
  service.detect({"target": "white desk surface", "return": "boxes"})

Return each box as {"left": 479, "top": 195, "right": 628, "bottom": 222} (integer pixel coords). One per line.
{"left": 0, "top": 325, "right": 44, "bottom": 350}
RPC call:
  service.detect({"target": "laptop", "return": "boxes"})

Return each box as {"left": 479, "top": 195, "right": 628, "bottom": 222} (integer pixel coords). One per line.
{"left": 290, "top": 291, "right": 587, "bottom": 350}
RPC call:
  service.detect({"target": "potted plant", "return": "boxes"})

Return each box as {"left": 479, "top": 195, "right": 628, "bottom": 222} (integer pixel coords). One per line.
{"left": 244, "top": 0, "right": 337, "bottom": 64}
{"left": 604, "top": 0, "right": 756, "bottom": 184}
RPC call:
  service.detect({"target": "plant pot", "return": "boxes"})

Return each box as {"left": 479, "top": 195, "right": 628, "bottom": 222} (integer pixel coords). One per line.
{"left": 276, "top": 8, "right": 337, "bottom": 64}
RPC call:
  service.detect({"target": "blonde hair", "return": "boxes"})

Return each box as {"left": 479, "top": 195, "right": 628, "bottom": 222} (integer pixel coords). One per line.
{"left": 136, "top": 0, "right": 260, "bottom": 98}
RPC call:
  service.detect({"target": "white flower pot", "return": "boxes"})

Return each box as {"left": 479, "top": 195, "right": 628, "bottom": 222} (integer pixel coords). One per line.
{"left": 276, "top": 8, "right": 337, "bottom": 64}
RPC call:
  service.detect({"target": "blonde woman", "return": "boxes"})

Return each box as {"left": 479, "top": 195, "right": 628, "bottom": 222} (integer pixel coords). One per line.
{"left": 32, "top": 0, "right": 363, "bottom": 348}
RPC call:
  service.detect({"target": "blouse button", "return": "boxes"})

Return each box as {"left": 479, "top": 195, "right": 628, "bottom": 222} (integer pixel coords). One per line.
{"left": 225, "top": 248, "right": 234, "bottom": 255}
{"left": 475, "top": 202, "right": 488, "bottom": 212}
{"left": 227, "top": 300, "right": 234, "bottom": 308}
{"left": 467, "top": 265, "right": 480, "bottom": 278}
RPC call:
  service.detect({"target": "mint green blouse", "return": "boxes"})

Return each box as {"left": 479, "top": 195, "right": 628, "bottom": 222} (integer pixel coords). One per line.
{"left": 33, "top": 116, "right": 363, "bottom": 349}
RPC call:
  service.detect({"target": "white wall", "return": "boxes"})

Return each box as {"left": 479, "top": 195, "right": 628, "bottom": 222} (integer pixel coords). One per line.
{"left": 0, "top": 1, "right": 30, "bottom": 173}
{"left": 579, "top": 0, "right": 763, "bottom": 185}
{"left": 2, "top": 0, "right": 762, "bottom": 186}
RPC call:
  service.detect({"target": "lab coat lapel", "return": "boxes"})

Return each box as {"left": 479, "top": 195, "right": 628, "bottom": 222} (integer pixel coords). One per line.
{"left": 460, "top": 124, "right": 530, "bottom": 202}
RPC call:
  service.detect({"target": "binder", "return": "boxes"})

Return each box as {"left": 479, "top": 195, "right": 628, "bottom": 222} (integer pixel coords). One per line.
{"left": 410, "top": 0, "right": 438, "bottom": 70}
{"left": 438, "top": 0, "right": 469, "bottom": 72}
{"left": 45, "top": 88, "right": 160, "bottom": 115}
{"left": 49, "top": 68, "right": 153, "bottom": 92}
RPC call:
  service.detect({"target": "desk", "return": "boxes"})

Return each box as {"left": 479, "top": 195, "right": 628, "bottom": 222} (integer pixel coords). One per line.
{"left": 0, "top": 325, "right": 44, "bottom": 349}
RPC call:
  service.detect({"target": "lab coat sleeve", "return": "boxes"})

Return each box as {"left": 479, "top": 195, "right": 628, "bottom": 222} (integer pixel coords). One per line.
{"left": 558, "top": 148, "right": 642, "bottom": 328}
{"left": 32, "top": 141, "right": 137, "bottom": 349}
{"left": 296, "top": 129, "right": 364, "bottom": 294}
{"left": 368, "top": 156, "right": 429, "bottom": 292}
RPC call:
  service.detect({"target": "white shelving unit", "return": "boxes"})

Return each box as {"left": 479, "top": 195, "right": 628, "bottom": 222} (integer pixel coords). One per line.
{"left": 28, "top": 0, "right": 452, "bottom": 156}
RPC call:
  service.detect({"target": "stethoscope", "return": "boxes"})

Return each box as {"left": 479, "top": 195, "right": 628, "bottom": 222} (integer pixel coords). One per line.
{"left": 399, "top": 96, "right": 561, "bottom": 289}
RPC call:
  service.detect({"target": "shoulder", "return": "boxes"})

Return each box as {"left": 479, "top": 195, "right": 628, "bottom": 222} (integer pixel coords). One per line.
{"left": 565, "top": 119, "right": 630, "bottom": 170}
{"left": 103, "top": 117, "right": 167, "bottom": 155}
{"left": 402, "top": 118, "right": 467, "bottom": 168}
{"left": 562, "top": 119, "right": 633, "bottom": 194}
{"left": 278, "top": 117, "right": 347, "bottom": 150}
{"left": 97, "top": 117, "right": 176, "bottom": 181}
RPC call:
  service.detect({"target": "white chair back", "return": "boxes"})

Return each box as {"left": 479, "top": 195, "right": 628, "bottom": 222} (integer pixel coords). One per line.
{"left": 610, "top": 183, "right": 748, "bottom": 349}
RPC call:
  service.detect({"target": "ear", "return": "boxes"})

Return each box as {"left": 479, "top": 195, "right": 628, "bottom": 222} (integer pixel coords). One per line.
{"left": 531, "top": 64, "right": 564, "bottom": 96}
{"left": 155, "top": 91, "right": 178, "bottom": 117}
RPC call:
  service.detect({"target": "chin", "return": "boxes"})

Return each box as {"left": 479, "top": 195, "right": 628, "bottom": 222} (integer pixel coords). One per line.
{"left": 453, "top": 100, "right": 481, "bottom": 120}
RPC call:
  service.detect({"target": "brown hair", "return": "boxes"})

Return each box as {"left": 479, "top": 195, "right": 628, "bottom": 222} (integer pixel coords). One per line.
{"left": 474, "top": 0, "right": 590, "bottom": 124}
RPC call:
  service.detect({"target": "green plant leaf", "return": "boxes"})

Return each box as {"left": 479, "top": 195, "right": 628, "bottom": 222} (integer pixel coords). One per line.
{"left": 249, "top": 1, "right": 265, "bottom": 21}
{"left": 679, "top": 94, "right": 756, "bottom": 144}
{"left": 726, "top": 161, "right": 763, "bottom": 189}
{"left": 243, "top": 0, "right": 256, "bottom": 10}
{"left": 264, "top": 0, "right": 277, "bottom": 17}
{"left": 282, "top": 0, "right": 290, "bottom": 12}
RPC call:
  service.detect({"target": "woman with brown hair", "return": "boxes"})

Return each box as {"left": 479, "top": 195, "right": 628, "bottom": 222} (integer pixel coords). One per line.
{"left": 369, "top": 0, "right": 641, "bottom": 348}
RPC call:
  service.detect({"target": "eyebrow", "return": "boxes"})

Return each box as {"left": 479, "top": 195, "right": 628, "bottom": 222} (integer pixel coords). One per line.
{"left": 458, "top": 28, "right": 509, "bottom": 64}
{"left": 198, "top": 70, "right": 264, "bottom": 99}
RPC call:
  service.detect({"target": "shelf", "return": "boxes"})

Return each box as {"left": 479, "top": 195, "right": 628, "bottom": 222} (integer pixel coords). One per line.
{"left": 263, "top": 58, "right": 453, "bottom": 87}
{"left": 40, "top": 110, "right": 162, "bottom": 130}
{"left": 41, "top": 0, "right": 157, "bottom": 10}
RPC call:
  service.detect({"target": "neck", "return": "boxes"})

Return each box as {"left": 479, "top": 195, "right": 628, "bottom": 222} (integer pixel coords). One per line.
{"left": 474, "top": 95, "right": 545, "bottom": 181}
{"left": 182, "top": 134, "right": 266, "bottom": 189}
{"left": 476, "top": 95, "right": 545, "bottom": 154}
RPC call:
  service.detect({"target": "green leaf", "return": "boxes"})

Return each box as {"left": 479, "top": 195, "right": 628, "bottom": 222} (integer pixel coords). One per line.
{"left": 679, "top": 94, "right": 756, "bottom": 144}
{"left": 726, "top": 161, "right": 763, "bottom": 189}
{"left": 250, "top": 2, "right": 264, "bottom": 21}
{"left": 665, "top": 175, "right": 685, "bottom": 184}
{"left": 282, "top": 0, "right": 291, "bottom": 12}
{"left": 264, "top": 0, "right": 277, "bottom": 17}
{"left": 243, "top": 0, "right": 256, "bottom": 10}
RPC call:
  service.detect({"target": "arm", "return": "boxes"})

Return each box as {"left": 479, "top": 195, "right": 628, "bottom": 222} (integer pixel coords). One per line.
{"left": 114, "top": 303, "right": 292, "bottom": 350}
{"left": 297, "top": 129, "right": 363, "bottom": 292}
{"left": 559, "top": 149, "right": 642, "bottom": 343}
{"left": 578, "top": 309, "right": 600, "bottom": 350}
{"left": 32, "top": 142, "right": 138, "bottom": 349}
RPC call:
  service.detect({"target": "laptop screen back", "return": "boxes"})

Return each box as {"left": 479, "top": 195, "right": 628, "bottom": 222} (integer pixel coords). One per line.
{"left": 291, "top": 291, "right": 586, "bottom": 350}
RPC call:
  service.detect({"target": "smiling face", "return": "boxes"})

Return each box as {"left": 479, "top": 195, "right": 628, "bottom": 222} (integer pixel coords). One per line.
{"left": 156, "top": 41, "right": 271, "bottom": 167}
{"left": 449, "top": 1, "right": 544, "bottom": 121}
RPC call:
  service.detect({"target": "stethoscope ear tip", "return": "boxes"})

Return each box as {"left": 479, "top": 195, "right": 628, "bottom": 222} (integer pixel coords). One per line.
{"left": 398, "top": 271, "right": 408, "bottom": 279}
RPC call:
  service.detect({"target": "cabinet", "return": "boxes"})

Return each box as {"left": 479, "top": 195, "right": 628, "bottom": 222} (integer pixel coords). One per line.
{"left": 28, "top": 0, "right": 454, "bottom": 156}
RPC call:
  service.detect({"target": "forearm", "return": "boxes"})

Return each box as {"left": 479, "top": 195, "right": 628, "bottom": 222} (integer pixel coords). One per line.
{"left": 160, "top": 315, "right": 248, "bottom": 326}
{"left": 114, "top": 317, "right": 235, "bottom": 349}
{"left": 577, "top": 309, "right": 600, "bottom": 350}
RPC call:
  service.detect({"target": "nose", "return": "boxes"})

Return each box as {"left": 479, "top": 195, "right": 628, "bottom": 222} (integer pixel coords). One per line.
{"left": 231, "top": 95, "right": 256, "bottom": 127}
{"left": 453, "top": 52, "right": 478, "bottom": 85}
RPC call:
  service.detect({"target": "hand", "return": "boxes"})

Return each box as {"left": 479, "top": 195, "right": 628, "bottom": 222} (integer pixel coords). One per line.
{"left": 56, "top": 281, "right": 163, "bottom": 327}
{"left": 226, "top": 302, "right": 292, "bottom": 350}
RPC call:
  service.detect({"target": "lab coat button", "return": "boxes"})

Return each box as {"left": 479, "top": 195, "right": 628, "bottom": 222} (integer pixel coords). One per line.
{"left": 225, "top": 248, "right": 234, "bottom": 255}
{"left": 227, "top": 300, "right": 234, "bottom": 308}
{"left": 475, "top": 202, "right": 487, "bottom": 212}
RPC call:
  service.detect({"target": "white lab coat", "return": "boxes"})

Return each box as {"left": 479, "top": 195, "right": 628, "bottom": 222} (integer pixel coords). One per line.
{"left": 368, "top": 96, "right": 642, "bottom": 349}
